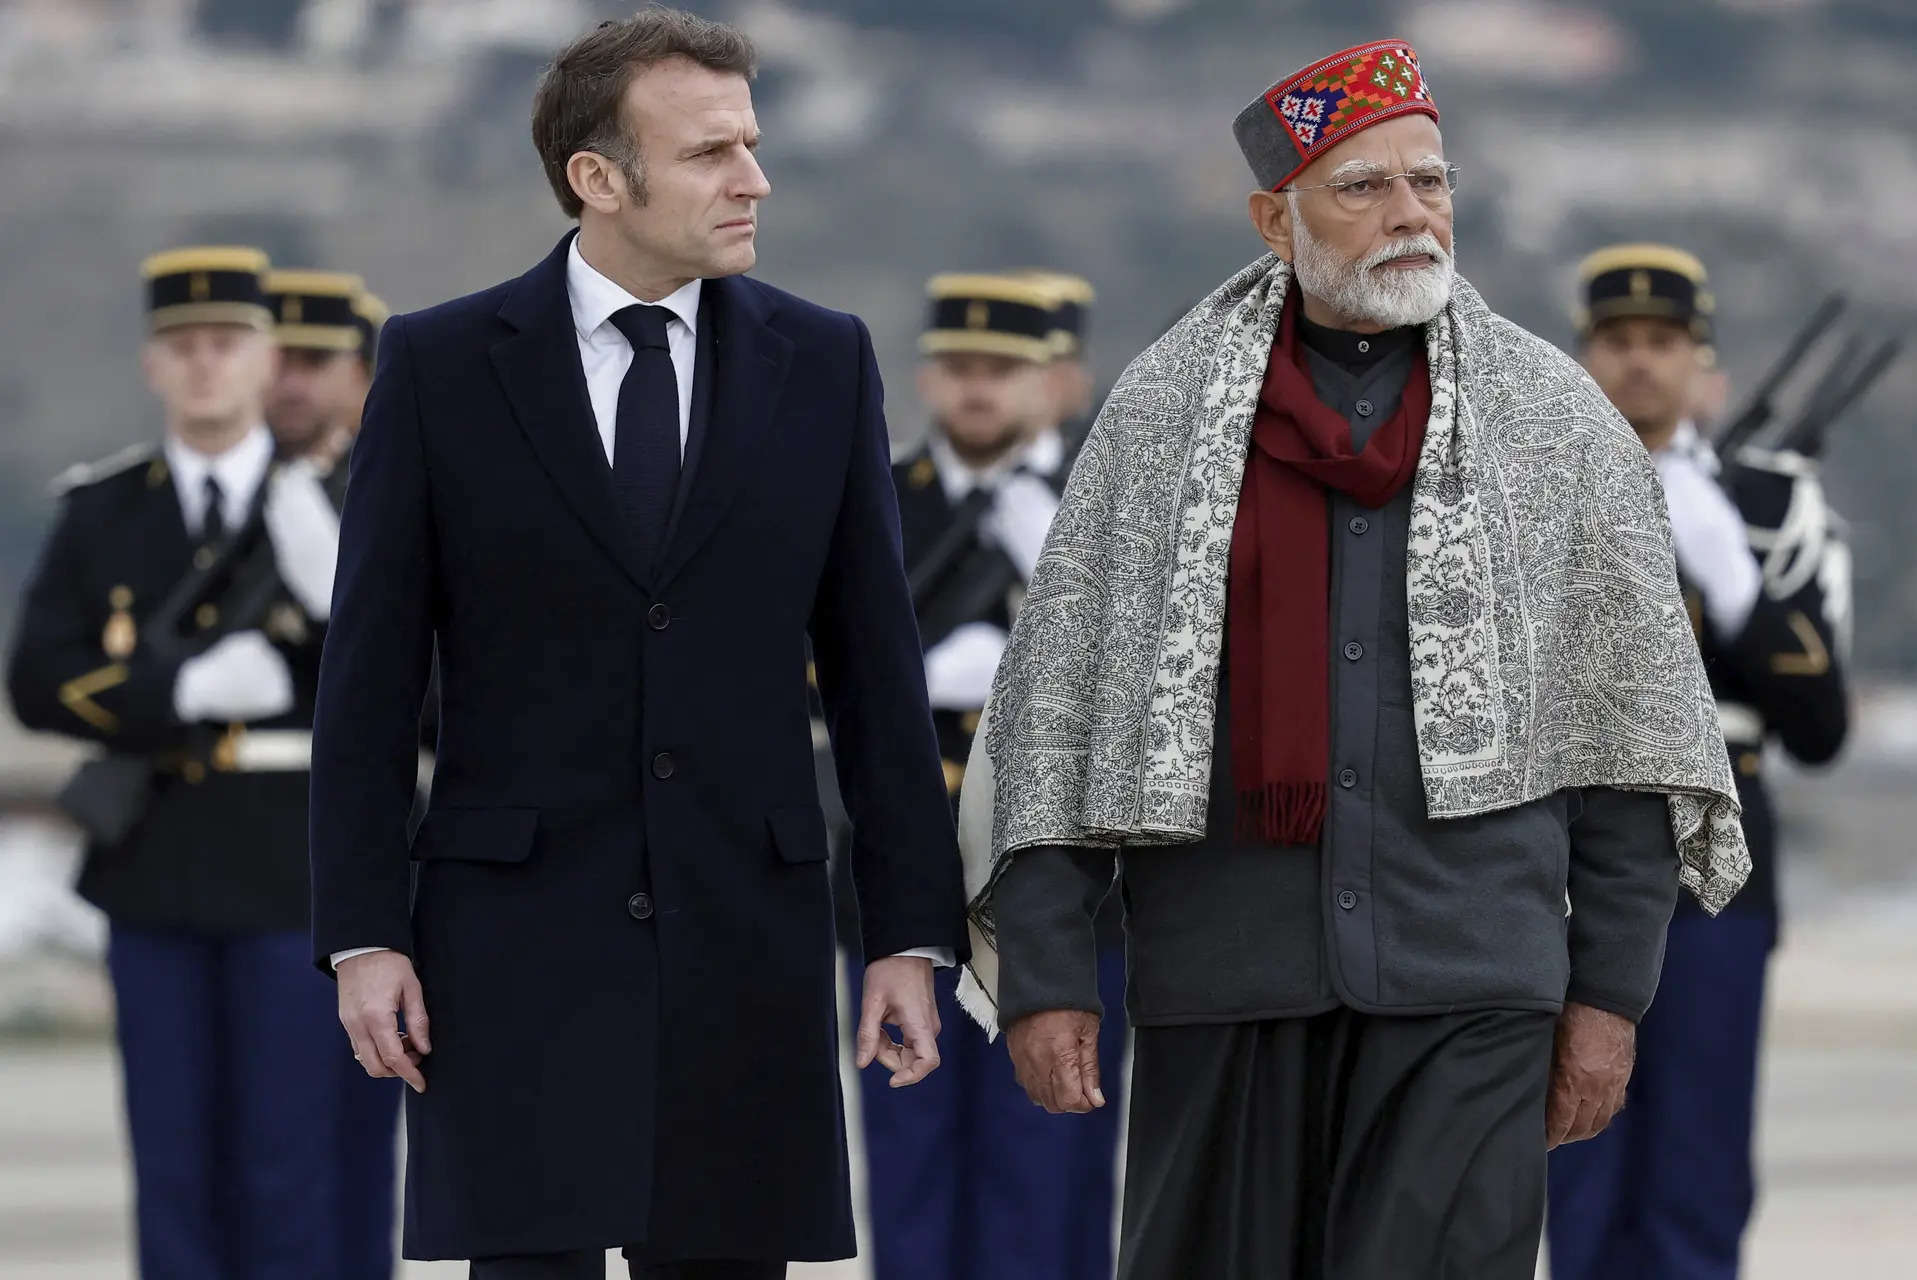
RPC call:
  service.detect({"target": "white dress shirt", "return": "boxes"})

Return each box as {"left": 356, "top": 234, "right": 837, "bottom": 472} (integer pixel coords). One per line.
{"left": 166, "top": 424, "right": 275, "bottom": 535}
{"left": 567, "top": 236, "right": 700, "bottom": 463}
{"left": 335, "top": 245, "right": 951, "bottom": 972}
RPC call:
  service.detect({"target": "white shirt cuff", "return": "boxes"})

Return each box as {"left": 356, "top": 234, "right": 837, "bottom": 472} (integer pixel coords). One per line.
{"left": 330, "top": 946, "right": 391, "bottom": 970}
{"left": 891, "top": 946, "right": 956, "bottom": 968}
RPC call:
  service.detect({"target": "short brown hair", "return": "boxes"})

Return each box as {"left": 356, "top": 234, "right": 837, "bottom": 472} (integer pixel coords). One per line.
{"left": 531, "top": 6, "right": 758, "bottom": 218}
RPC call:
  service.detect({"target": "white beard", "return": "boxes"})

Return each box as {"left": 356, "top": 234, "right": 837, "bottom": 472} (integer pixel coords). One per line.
{"left": 1290, "top": 209, "right": 1455, "bottom": 329}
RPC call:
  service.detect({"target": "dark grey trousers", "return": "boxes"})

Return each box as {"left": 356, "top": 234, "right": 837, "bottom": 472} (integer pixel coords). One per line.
{"left": 1119, "top": 1007, "right": 1556, "bottom": 1280}
{"left": 469, "top": 1253, "right": 782, "bottom": 1279}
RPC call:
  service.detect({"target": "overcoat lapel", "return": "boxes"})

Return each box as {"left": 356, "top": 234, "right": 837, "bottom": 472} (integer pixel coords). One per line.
{"left": 489, "top": 233, "right": 647, "bottom": 593}
{"left": 653, "top": 274, "right": 793, "bottom": 590}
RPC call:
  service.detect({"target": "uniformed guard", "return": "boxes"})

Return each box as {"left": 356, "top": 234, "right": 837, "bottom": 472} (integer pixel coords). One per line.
{"left": 265, "top": 268, "right": 387, "bottom": 504}
{"left": 1548, "top": 244, "right": 1851, "bottom": 1280}
{"left": 264, "top": 264, "right": 403, "bottom": 1276}
{"left": 4, "top": 246, "right": 370, "bottom": 1278}
{"left": 852, "top": 271, "right": 1120, "bottom": 1280}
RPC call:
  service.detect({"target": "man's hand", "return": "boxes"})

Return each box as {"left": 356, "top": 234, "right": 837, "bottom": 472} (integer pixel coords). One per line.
{"left": 337, "top": 949, "right": 431, "bottom": 1093}
{"left": 856, "top": 955, "right": 941, "bottom": 1089}
{"left": 1546, "top": 1001, "right": 1636, "bottom": 1149}
{"left": 1007, "top": 1008, "right": 1106, "bottom": 1115}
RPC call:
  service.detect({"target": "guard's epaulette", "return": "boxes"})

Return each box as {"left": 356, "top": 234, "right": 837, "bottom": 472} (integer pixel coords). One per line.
{"left": 50, "top": 443, "right": 158, "bottom": 497}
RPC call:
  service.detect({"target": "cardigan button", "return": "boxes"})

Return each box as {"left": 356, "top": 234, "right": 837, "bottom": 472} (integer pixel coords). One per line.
{"left": 1349, "top": 516, "right": 1370, "bottom": 535}
{"left": 1337, "top": 890, "right": 1358, "bottom": 911}
{"left": 1343, "top": 641, "right": 1364, "bottom": 662}
{"left": 1338, "top": 768, "right": 1358, "bottom": 789}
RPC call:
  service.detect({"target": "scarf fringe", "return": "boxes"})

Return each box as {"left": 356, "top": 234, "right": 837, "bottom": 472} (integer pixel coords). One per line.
{"left": 1235, "top": 781, "right": 1327, "bottom": 846}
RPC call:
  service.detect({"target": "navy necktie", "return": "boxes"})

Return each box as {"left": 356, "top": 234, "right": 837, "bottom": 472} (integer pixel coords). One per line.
{"left": 201, "top": 475, "right": 227, "bottom": 545}
{"left": 607, "top": 304, "right": 681, "bottom": 573}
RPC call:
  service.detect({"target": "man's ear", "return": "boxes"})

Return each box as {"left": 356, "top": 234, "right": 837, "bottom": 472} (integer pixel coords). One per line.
{"left": 566, "top": 150, "right": 623, "bottom": 216}
{"left": 1247, "top": 190, "right": 1295, "bottom": 262}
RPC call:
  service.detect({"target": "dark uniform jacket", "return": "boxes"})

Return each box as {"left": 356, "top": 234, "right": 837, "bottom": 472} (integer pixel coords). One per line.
{"left": 994, "top": 322, "right": 1682, "bottom": 1030}
{"left": 1683, "top": 543, "right": 1847, "bottom": 920}
{"left": 7, "top": 447, "right": 326, "bottom": 935}
{"left": 308, "top": 232, "right": 965, "bottom": 1262}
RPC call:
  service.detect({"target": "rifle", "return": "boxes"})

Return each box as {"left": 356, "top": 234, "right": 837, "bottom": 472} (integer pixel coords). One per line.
{"left": 1713, "top": 292, "right": 1847, "bottom": 458}
{"left": 1775, "top": 335, "right": 1904, "bottom": 457}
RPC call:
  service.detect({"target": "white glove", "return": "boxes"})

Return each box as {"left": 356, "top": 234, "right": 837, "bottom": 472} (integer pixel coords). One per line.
{"left": 924, "top": 622, "right": 1009, "bottom": 711}
{"left": 174, "top": 631, "right": 296, "bottom": 723}
{"left": 264, "top": 460, "right": 341, "bottom": 621}
{"left": 1655, "top": 450, "right": 1761, "bottom": 639}
{"left": 980, "top": 472, "right": 1060, "bottom": 580}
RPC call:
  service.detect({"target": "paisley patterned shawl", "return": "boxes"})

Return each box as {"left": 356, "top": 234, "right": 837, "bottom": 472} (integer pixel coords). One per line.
{"left": 955, "top": 254, "right": 1749, "bottom": 1034}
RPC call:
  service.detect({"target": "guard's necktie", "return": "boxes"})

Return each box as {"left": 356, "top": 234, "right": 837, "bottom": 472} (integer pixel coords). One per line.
{"left": 607, "top": 304, "right": 682, "bottom": 574}
{"left": 201, "top": 475, "right": 227, "bottom": 545}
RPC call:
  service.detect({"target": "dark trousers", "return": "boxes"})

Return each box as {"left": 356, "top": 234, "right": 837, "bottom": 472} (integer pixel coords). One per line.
{"left": 1120, "top": 1007, "right": 1556, "bottom": 1280}
{"left": 108, "top": 923, "right": 397, "bottom": 1279}
{"left": 1547, "top": 908, "right": 1776, "bottom": 1280}
{"left": 469, "top": 1254, "right": 783, "bottom": 1278}
{"left": 855, "top": 950, "right": 1128, "bottom": 1280}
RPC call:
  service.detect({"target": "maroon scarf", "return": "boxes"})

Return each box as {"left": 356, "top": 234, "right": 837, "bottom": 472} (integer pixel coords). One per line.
{"left": 1228, "top": 294, "right": 1432, "bottom": 844}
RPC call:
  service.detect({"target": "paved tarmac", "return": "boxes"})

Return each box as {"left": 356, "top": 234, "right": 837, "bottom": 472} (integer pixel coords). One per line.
{"left": 4, "top": 878, "right": 1914, "bottom": 1279}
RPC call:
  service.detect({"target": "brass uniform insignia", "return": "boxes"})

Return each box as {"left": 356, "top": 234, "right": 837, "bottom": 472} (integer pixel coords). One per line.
{"left": 102, "top": 586, "right": 137, "bottom": 659}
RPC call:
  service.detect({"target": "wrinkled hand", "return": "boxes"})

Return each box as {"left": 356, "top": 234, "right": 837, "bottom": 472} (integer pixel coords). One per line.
{"left": 856, "top": 955, "right": 941, "bottom": 1088}
{"left": 336, "top": 949, "right": 431, "bottom": 1093}
{"left": 1546, "top": 1001, "right": 1635, "bottom": 1149}
{"left": 1007, "top": 1008, "right": 1106, "bottom": 1115}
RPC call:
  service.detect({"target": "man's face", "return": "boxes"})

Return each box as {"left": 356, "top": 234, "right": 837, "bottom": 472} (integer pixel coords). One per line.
{"left": 1252, "top": 114, "right": 1456, "bottom": 329}
{"left": 142, "top": 324, "right": 277, "bottom": 429}
{"left": 267, "top": 347, "right": 369, "bottom": 456}
{"left": 610, "top": 57, "right": 770, "bottom": 282}
{"left": 1581, "top": 317, "right": 1703, "bottom": 442}
{"left": 918, "top": 352, "right": 1050, "bottom": 460}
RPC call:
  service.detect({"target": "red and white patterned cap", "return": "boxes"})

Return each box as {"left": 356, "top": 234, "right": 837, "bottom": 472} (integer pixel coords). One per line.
{"left": 1232, "top": 40, "right": 1439, "bottom": 192}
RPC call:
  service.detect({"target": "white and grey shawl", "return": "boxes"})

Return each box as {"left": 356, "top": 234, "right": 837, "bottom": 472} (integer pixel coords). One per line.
{"left": 955, "top": 254, "right": 1749, "bottom": 1035}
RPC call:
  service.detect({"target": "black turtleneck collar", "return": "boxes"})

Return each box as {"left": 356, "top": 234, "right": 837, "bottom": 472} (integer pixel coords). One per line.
{"left": 1297, "top": 312, "right": 1421, "bottom": 373}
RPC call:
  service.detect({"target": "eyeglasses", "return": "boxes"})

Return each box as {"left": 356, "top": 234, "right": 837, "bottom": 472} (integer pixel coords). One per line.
{"left": 1284, "top": 162, "right": 1460, "bottom": 213}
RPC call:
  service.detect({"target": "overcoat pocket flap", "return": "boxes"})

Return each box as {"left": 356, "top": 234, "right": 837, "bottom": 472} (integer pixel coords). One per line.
{"left": 766, "top": 805, "right": 829, "bottom": 864}
{"left": 409, "top": 806, "right": 539, "bottom": 863}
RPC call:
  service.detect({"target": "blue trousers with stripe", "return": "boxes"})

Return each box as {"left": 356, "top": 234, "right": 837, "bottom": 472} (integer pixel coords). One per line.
{"left": 107, "top": 925, "right": 400, "bottom": 1279}
{"left": 855, "top": 949, "right": 1128, "bottom": 1280}
{"left": 1546, "top": 908, "right": 1776, "bottom": 1280}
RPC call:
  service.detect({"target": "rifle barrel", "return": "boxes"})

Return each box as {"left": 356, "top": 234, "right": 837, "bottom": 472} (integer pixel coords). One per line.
{"left": 1713, "top": 292, "right": 1848, "bottom": 454}
{"left": 1782, "top": 335, "right": 1904, "bottom": 456}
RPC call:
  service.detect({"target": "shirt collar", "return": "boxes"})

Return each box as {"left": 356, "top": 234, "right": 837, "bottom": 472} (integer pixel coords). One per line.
{"left": 927, "top": 426, "right": 1066, "bottom": 503}
{"left": 567, "top": 235, "right": 702, "bottom": 343}
{"left": 165, "top": 423, "right": 275, "bottom": 508}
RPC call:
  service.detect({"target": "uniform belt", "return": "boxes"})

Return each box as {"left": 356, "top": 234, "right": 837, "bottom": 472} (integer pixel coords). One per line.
{"left": 1716, "top": 701, "right": 1765, "bottom": 747}
{"left": 224, "top": 729, "right": 314, "bottom": 772}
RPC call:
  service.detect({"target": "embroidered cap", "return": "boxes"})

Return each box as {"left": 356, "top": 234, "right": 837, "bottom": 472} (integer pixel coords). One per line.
{"left": 1011, "top": 270, "right": 1096, "bottom": 359}
{"left": 921, "top": 273, "right": 1061, "bottom": 363}
{"left": 141, "top": 246, "right": 273, "bottom": 334}
{"left": 266, "top": 269, "right": 367, "bottom": 352}
{"left": 1233, "top": 40, "right": 1439, "bottom": 192}
{"left": 1575, "top": 243, "right": 1715, "bottom": 349}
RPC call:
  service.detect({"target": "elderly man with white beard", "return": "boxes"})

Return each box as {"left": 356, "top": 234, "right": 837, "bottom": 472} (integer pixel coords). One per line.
{"left": 952, "top": 41, "right": 1749, "bottom": 1280}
